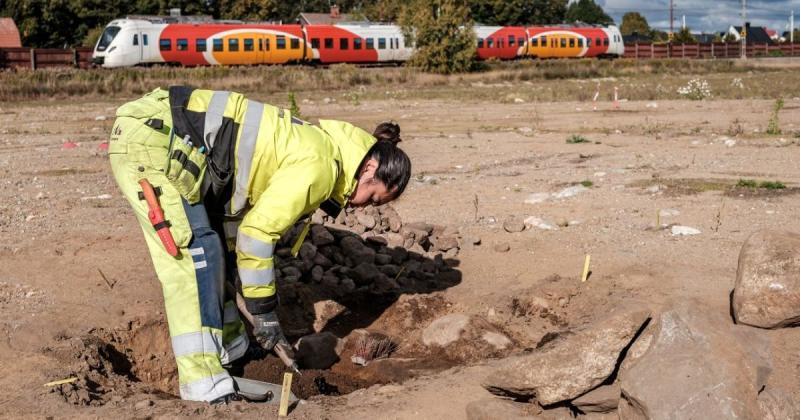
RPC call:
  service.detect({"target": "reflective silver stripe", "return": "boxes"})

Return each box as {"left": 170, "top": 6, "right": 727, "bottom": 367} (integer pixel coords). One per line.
{"left": 194, "top": 260, "right": 207, "bottom": 269}
{"left": 239, "top": 267, "right": 275, "bottom": 287}
{"left": 220, "top": 333, "right": 249, "bottom": 365}
{"left": 171, "top": 330, "right": 223, "bottom": 358}
{"left": 178, "top": 371, "right": 235, "bottom": 402}
{"left": 189, "top": 247, "right": 205, "bottom": 256}
{"left": 203, "top": 91, "right": 230, "bottom": 149}
{"left": 223, "top": 301, "right": 240, "bottom": 323}
{"left": 231, "top": 100, "right": 263, "bottom": 214}
{"left": 236, "top": 231, "right": 274, "bottom": 259}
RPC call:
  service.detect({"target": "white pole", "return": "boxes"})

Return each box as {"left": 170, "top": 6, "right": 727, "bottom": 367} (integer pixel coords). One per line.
{"left": 741, "top": 0, "right": 747, "bottom": 59}
{"left": 792, "top": 10, "right": 795, "bottom": 44}
{"left": 682, "top": 15, "right": 686, "bottom": 30}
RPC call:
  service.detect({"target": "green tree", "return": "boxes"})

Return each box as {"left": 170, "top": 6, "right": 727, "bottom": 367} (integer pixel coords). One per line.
{"left": 619, "top": 11, "right": 649, "bottom": 36}
{"left": 723, "top": 31, "right": 737, "bottom": 43}
{"left": 399, "top": 0, "right": 476, "bottom": 74}
{"left": 363, "top": 0, "right": 404, "bottom": 22}
{"left": 673, "top": 27, "right": 696, "bottom": 44}
{"left": 565, "top": 0, "right": 613, "bottom": 25}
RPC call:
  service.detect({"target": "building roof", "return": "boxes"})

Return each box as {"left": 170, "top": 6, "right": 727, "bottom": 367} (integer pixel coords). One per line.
{"left": 733, "top": 25, "right": 774, "bottom": 44}
{"left": 0, "top": 18, "right": 22, "bottom": 48}
{"left": 298, "top": 12, "right": 367, "bottom": 25}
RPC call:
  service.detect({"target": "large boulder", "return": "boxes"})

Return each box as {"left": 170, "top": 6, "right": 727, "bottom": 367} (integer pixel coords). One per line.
{"left": 483, "top": 306, "right": 650, "bottom": 406}
{"left": 733, "top": 230, "right": 800, "bottom": 329}
{"left": 619, "top": 302, "right": 771, "bottom": 420}
{"left": 573, "top": 383, "right": 620, "bottom": 414}
{"left": 758, "top": 387, "right": 800, "bottom": 420}
{"left": 465, "top": 398, "right": 540, "bottom": 420}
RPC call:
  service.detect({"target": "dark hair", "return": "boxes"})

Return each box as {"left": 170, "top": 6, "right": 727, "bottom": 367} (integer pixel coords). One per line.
{"left": 365, "top": 122, "right": 411, "bottom": 198}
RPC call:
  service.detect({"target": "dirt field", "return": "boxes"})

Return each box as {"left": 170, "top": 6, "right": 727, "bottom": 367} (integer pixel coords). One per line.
{"left": 1, "top": 61, "right": 799, "bottom": 418}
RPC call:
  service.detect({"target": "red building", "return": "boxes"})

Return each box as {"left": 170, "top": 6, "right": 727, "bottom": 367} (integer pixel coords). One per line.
{"left": 0, "top": 18, "right": 22, "bottom": 47}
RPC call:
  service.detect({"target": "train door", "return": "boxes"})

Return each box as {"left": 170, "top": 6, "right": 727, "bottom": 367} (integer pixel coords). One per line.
{"left": 261, "top": 34, "right": 272, "bottom": 64}
{"left": 136, "top": 30, "right": 144, "bottom": 63}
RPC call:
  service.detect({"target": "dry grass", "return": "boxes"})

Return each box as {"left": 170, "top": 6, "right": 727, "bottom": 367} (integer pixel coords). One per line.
{"left": 1, "top": 59, "right": 798, "bottom": 103}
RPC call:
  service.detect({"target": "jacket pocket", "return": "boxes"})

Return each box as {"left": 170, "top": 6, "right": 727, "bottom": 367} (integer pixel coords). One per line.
{"left": 165, "top": 131, "right": 207, "bottom": 205}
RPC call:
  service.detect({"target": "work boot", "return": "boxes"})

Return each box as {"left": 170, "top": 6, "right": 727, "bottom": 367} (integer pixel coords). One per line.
{"left": 209, "top": 392, "right": 243, "bottom": 406}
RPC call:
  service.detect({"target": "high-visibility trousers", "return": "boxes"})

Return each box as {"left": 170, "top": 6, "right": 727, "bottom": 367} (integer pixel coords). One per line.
{"left": 107, "top": 92, "right": 249, "bottom": 402}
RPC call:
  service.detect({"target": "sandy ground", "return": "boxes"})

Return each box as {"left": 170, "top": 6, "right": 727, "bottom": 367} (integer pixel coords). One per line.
{"left": 1, "top": 89, "right": 799, "bottom": 418}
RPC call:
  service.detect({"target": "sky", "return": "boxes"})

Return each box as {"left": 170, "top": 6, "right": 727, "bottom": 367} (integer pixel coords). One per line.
{"left": 597, "top": 0, "right": 800, "bottom": 34}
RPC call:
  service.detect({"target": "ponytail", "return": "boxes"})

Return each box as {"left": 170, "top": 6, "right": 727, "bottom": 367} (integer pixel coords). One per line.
{"left": 364, "top": 122, "right": 411, "bottom": 198}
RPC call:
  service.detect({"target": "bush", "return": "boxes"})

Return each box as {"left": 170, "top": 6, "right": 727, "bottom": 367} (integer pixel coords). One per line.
{"left": 566, "top": 134, "right": 590, "bottom": 144}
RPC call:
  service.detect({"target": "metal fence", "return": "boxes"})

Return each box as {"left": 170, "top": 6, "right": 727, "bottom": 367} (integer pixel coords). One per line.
{"left": 623, "top": 42, "right": 800, "bottom": 59}
{"left": 0, "top": 47, "right": 94, "bottom": 69}
{"left": 1, "top": 43, "right": 799, "bottom": 69}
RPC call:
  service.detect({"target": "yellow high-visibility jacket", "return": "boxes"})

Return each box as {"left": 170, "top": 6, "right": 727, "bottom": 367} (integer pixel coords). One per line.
{"left": 165, "top": 86, "right": 376, "bottom": 314}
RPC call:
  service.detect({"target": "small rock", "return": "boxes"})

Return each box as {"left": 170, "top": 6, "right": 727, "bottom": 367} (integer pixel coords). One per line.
{"left": 524, "top": 192, "right": 550, "bottom": 204}
{"left": 134, "top": 399, "right": 154, "bottom": 410}
{"left": 374, "top": 253, "right": 393, "bottom": 265}
{"left": 311, "top": 265, "right": 324, "bottom": 283}
{"left": 356, "top": 213, "right": 376, "bottom": 229}
{"left": 503, "top": 217, "right": 525, "bottom": 233}
{"left": 645, "top": 185, "right": 664, "bottom": 194}
{"left": 25, "top": 214, "right": 35, "bottom": 222}
{"left": 311, "top": 225, "right": 335, "bottom": 246}
{"left": 513, "top": 97, "right": 525, "bottom": 103}
{"left": 724, "top": 139, "right": 737, "bottom": 147}
{"left": 658, "top": 208, "right": 680, "bottom": 217}
{"left": 733, "top": 230, "right": 800, "bottom": 328}
{"left": 494, "top": 242, "right": 511, "bottom": 253}
{"left": 572, "top": 383, "right": 620, "bottom": 413}
{"left": 553, "top": 185, "right": 588, "bottom": 199}
{"left": 518, "top": 126, "right": 533, "bottom": 133}
{"left": 313, "top": 300, "right": 346, "bottom": 332}
{"left": 94, "top": 115, "right": 107, "bottom": 121}
{"left": 422, "top": 314, "right": 470, "bottom": 347}
{"left": 481, "top": 331, "right": 512, "bottom": 350}
{"left": 351, "top": 263, "right": 381, "bottom": 285}
{"left": 295, "top": 332, "right": 344, "bottom": 369}
{"left": 671, "top": 225, "right": 701, "bottom": 236}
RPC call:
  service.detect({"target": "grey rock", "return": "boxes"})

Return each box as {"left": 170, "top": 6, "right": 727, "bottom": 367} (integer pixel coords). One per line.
{"left": 620, "top": 302, "right": 770, "bottom": 420}
{"left": 573, "top": 384, "right": 620, "bottom": 414}
{"left": 313, "top": 252, "right": 333, "bottom": 268}
{"left": 351, "top": 263, "right": 382, "bottom": 285}
{"left": 433, "top": 235, "right": 459, "bottom": 252}
{"left": 388, "top": 247, "right": 408, "bottom": 264}
{"left": 378, "top": 264, "right": 401, "bottom": 277}
{"left": 733, "top": 230, "right": 800, "bottom": 328}
{"left": 311, "top": 265, "right": 324, "bottom": 283}
{"left": 282, "top": 266, "right": 302, "bottom": 278}
{"left": 422, "top": 314, "right": 471, "bottom": 347}
{"left": 298, "top": 242, "right": 317, "bottom": 262}
{"left": 388, "top": 216, "right": 402, "bottom": 233}
{"left": 295, "top": 332, "right": 344, "bottom": 370}
{"left": 386, "top": 232, "right": 404, "bottom": 247}
{"left": 310, "top": 225, "right": 335, "bottom": 246}
{"left": 483, "top": 306, "right": 651, "bottom": 405}
{"left": 375, "top": 253, "right": 393, "bottom": 265}
{"left": 465, "top": 398, "right": 538, "bottom": 420}
{"left": 313, "top": 300, "right": 346, "bottom": 333}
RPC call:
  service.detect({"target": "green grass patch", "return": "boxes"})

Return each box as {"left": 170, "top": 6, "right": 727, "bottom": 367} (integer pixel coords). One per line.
{"left": 736, "top": 179, "right": 758, "bottom": 188}
{"left": 580, "top": 180, "right": 594, "bottom": 187}
{"left": 566, "top": 134, "right": 590, "bottom": 144}
{"left": 737, "top": 179, "right": 786, "bottom": 189}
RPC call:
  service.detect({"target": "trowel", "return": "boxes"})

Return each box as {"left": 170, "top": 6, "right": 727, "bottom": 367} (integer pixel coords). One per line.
{"left": 232, "top": 376, "right": 298, "bottom": 405}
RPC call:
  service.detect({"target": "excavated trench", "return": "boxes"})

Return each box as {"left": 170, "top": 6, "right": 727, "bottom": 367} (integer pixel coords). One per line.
{"left": 48, "top": 205, "right": 518, "bottom": 405}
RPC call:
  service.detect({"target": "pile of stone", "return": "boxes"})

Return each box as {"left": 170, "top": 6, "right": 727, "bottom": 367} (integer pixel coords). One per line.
{"left": 273, "top": 205, "right": 462, "bottom": 297}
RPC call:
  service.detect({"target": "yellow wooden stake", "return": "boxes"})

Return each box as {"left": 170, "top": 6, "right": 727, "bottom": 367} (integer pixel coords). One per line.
{"left": 278, "top": 372, "right": 293, "bottom": 417}
{"left": 581, "top": 255, "right": 591, "bottom": 282}
{"left": 656, "top": 209, "right": 661, "bottom": 229}
{"left": 44, "top": 377, "right": 78, "bottom": 387}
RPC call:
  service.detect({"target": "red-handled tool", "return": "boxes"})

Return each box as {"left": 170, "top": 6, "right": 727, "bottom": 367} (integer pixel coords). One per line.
{"left": 138, "top": 179, "right": 179, "bottom": 257}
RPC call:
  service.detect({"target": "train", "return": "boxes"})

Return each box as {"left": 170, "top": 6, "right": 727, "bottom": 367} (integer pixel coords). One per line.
{"left": 92, "top": 16, "right": 624, "bottom": 68}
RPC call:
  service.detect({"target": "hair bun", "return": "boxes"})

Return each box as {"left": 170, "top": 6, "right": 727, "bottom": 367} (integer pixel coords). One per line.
{"left": 373, "top": 121, "right": 401, "bottom": 145}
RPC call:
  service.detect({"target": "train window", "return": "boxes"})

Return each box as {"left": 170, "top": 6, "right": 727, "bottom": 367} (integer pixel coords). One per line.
{"left": 595, "top": 37, "right": 601, "bottom": 46}
{"left": 213, "top": 38, "right": 223, "bottom": 52}
{"left": 244, "top": 38, "right": 254, "bottom": 51}
{"left": 561, "top": 38, "right": 567, "bottom": 48}
{"left": 276, "top": 36, "right": 286, "bottom": 49}
{"left": 291, "top": 38, "right": 299, "bottom": 49}
{"left": 324, "top": 38, "right": 333, "bottom": 49}
{"left": 258, "top": 39, "right": 263, "bottom": 51}
{"left": 159, "top": 38, "right": 171, "bottom": 51}
{"left": 378, "top": 38, "right": 386, "bottom": 49}
{"left": 587, "top": 38, "right": 591, "bottom": 47}
{"left": 508, "top": 35, "right": 515, "bottom": 47}
{"left": 540, "top": 35, "right": 547, "bottom": 45}
{"left": 477, "top": 38, "right": 484, "bottom": 48}
{"left": 354, "top": 38, "right": 362, "bottom": 50}
{"left": 340, "top": 38, "right": 348, "bottom": 49}
{"left": 143, "top": 34, "right": 148, "bottom": 45}
{"left": 487, "top": 37, "right": 493, "bottom": 48}
{"left": 196, "top": 39, "right": 207, "bottom": 52}
{"left": 311, "top": 38, "right": 320, "bottom": 49}
{"left": 530, "top": 38, "right": 537, "bottom": 47}
{"left": 396, "top": 38, "right": 400, "bottom": 48}
{"left": 569, "top": 38, "right": 574, "bottom": 48}
{"left": 577, "top": 38, "right": 583, "bottom": 47}
{"left": 366, "top": 38, "right": 374, "bottom": 49}
{"left": 133, "top": 34, "right": 138, "bottom": 46}
{"left": 604, "top": 37, "right": 609, "bottom": 46}
{"left": 518, "top": 37, "right": 524, "bottom": 45}
{"left": 177, "top": 38, "right": 188, "bottom": 51}
{"left": 228, "top": 38, "right": 239, "bottom": 52}
{"left": 265, "top": 38, "right": 270, "bottom": 50}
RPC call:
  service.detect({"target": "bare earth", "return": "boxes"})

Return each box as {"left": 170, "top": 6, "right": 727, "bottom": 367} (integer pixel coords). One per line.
{"left": 1, "top": 88, "right": 799, "bottom": 418}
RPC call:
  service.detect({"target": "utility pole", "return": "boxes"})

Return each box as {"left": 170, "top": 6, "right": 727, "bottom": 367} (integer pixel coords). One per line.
{"left": 791, "top": 10, "right": 795, "bottom": 44}
{"left": 669, "top": 0, "right": 674, "bottom": 41}
{"left": 682, "top": 15, "right": 686, "bottom": 30}
{"left": 741, "top": 0, "right": 747, "bottom": 59}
